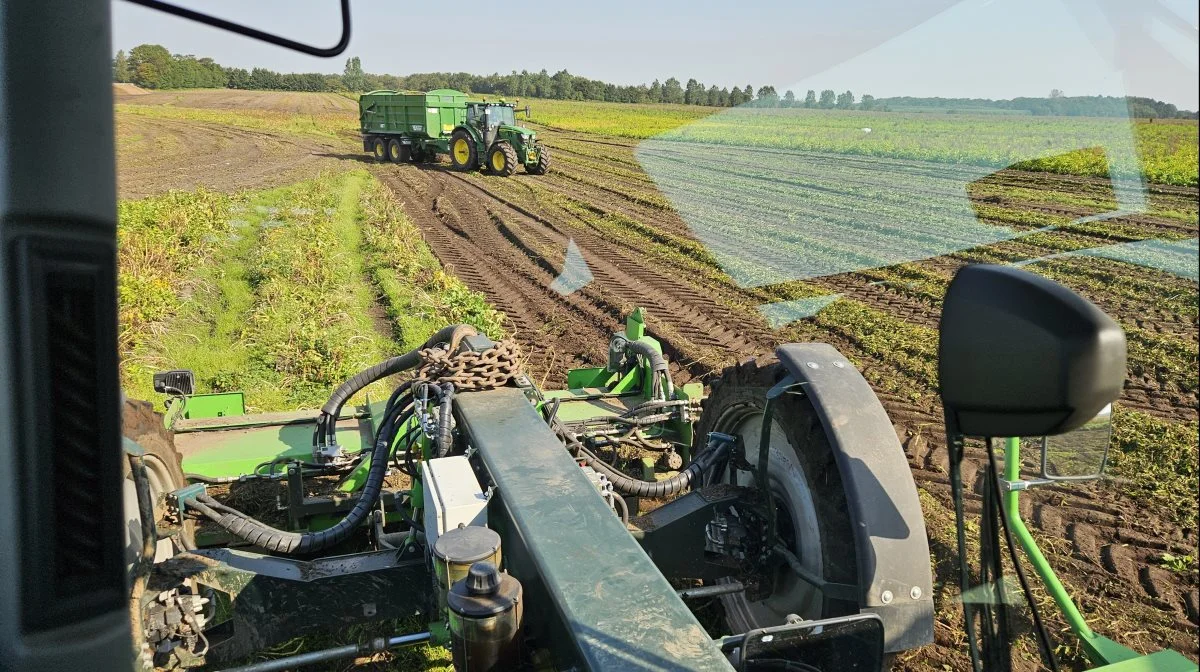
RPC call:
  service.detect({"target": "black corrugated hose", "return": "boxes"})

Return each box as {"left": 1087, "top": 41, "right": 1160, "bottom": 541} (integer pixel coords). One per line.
{"left": 623, "top": 339, "right": 672, "bottom": 400}
{"left": 193, "top": 326, "right": 474, "bottom": 555}
{"left": 550, "top": 406, "right": 729, "bottom": 498}
{"left": 190, "top": 382, "right": 416, "bottom": 554}
{"left": 315, "top": 324, "right": 475, "bottom": 450}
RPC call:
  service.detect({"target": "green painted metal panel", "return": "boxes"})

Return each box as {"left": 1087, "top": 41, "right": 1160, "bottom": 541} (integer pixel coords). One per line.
{"left": 177, "top": 415, "right": 372, "bottom": 479}
{"left": 359, "top": 89, "right": 467, "bottom": 139}
{"left": 565, "top": 366, "right": 612, "bottom": 389}
{"left": 1091, "top": 650, "right": 1198, "bottom": 672}
{"left": 181, "top": 392, "right": 245, "bottom": 420}
{"left": 454, "top": 388, "right": 733, "bottom": 671}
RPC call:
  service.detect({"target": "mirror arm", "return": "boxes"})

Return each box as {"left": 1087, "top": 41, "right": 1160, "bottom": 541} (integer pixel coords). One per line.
{"left": 122, "top": 0, "right": 352, "bottom": 57}
{"left": 999, "top": 437, "right": 1099, "bottom": 650}
{"left": 999, "top": 477, "right": 1054, "bottom": 492}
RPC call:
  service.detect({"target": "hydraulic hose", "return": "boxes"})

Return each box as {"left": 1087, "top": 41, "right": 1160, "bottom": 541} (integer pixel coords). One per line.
{"left": 576, "top": 437, "right": 727, "bottom": 498}
{"left": 195, "top": 387, "right": 414, "bottom": 554}
{"left": 320, "top": 324, "right": 475, "bottom": 417}
{"left": 624, "top": 339, "right": 672, "bottom": 400}
{"left": 549, "top": 396, "right": 724, "bottom": 498}
{"left": 434, "top": 382, "right": 455, "bottom": 457}
{"left": 318, "top": 324, "right": 476, "bottom": 447}
{"left": 578, "top": 445, "right": 701, "bottom": 497}
{"left": 128, "top": 454, "right": 157, "bottom": 651}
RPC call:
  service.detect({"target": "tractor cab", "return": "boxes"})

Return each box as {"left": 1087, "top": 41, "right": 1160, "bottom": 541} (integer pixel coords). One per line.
{"left": 467, "top": 101, "right": 519, "bottom": 129}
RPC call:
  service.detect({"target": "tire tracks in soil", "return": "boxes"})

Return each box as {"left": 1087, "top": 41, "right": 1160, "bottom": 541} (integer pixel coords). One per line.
{"left": 369, "top": 155, "right": 1198, "bottom": 661}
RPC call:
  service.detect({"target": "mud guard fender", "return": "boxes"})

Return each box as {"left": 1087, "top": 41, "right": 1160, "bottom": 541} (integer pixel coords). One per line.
{"left": 775, "top": 343, "right": 934, "bottom": 652}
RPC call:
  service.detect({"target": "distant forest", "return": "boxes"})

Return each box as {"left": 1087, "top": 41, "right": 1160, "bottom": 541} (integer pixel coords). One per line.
{"left": 113, "top": 44, "right": 1197, "bottom": 119}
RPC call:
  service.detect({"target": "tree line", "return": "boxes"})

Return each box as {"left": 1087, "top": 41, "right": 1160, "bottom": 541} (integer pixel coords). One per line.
{"left": 114, "top": 44, "right": 1196, "bottom": 118}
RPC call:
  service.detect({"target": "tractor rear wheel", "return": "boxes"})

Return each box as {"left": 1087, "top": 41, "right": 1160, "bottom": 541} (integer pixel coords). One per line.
{"left": 487, "top": 141, "right": 518, "bottom": 176}
{"left": 122, "top": 398, "right": 195, "bottom": 571}
{"left": 526, "top": 144, "right": 551, "bottom": 175}
{"left": 694, "top": 358, "right": 859, "bottom": 632}
{"left": 449, "top": 130, "right": 476, "bottom": 171}
{"left": 387, "top": 138, "right": 405, "bottom": 163}
{"left": 371, "top": 137, "right": 386, "bottom": 162}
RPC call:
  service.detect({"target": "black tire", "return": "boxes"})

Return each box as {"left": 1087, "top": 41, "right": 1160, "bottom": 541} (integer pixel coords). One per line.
{"left": 370, "top": 137, "right": 386, "bottom": 162}
{"left": 693, "top": 357, "right": 859, "bottom": 633}
{"left": 449, "top": 130, "right": 477, "bottom": 171}
{"left": 122, "top": 398, "right": 195, "bottom": 570}
{"left": 487, "top": 141, "right": 518, "bottom": 176}
{"left": 386, "top": 138, "right": 404, "bottom": 163}
{"left": 526, "top": 144, "right": 551, "bottom": 175}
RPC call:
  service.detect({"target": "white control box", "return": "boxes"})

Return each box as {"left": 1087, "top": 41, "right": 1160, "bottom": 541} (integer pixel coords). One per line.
{"left": 421, "top": 455, "right": 488, "bottom": 550}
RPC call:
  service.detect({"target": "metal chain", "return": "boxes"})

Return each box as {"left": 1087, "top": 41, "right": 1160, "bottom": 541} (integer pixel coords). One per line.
{"left": 415, "top": 339, "right": 522, "bottom": 390}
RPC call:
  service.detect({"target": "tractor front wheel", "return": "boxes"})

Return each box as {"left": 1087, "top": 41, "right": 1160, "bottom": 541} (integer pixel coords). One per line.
{"left": 694, "top": 358, "right": 859, "bottom": 632}
{"left": 487, "top": 141, "right": 518, "bottom": 176}
{"left": 122, "top": 398, "right": 195, "bottom": 570}
{"left": 526, "top": 144, "right": 551, "bottom": 175}
{"left": 449, "top": 130, "right": 476, "bottom": 171}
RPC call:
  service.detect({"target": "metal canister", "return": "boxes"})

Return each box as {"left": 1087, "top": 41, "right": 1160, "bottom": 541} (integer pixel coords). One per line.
{"left": 447, "top": 561, "right": 523, "bottom": 672}
{"left": 432, "top": 526, "right": 501, "bottom": 616}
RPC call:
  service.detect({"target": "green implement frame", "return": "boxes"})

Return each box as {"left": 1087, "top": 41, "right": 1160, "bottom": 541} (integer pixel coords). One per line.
{"left": 1001, "top": 437, "right": 1196, "bottom": 671}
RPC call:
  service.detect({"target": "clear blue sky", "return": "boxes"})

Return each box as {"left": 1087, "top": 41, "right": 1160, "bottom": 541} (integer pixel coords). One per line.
{"left": 112, "top": 0, "right": 1198, "bottom": 109}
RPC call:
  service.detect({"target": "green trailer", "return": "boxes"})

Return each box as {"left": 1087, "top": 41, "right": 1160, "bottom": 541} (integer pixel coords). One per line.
{"left": 359, "top": 88, "right": 550, "bottom": 176}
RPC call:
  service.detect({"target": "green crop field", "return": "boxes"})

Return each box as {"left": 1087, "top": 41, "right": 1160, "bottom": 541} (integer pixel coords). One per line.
{"left": 526, "top": 99, "right": 1198, "bottom": 186}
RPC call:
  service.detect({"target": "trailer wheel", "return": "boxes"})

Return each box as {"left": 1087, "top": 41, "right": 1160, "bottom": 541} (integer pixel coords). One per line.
{"left": 387, "top": 138, "right": 405, "bottom": 163}
{"left": 694, "top": 357, "right": 859, "bottom": 632}
{"left": 122, "top": 398, "right": 195, "bottom": 573}
{"left": 371, "top": 137, "right": 386, "bottom": 162}
{"left": 526, "top": 145, "right": 551, "bottom": 175}
{"left": 449, "top": 130, "right": 476, "bottom": 170}
{"left": 487, "top": 142, "right": 518, "bottom": 176}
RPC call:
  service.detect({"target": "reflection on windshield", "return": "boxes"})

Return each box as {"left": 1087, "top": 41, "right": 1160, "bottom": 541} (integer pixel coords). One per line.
{"left": 1015, "top": 237, "right": 1199, "bottom": 281}
{"left": 632, "top": 0, "right": 1173, "bottom": 325}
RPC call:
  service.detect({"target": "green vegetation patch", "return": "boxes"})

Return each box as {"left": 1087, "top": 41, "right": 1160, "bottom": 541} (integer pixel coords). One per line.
{"left": 118, "top": 188, "right": 234, "bottom": 357}
{"left": 1108, "top": 407, "right": 1199, "bottom": 529}
{"left": 120, "top": 169, "right": 499, "bottom": 413}
{"left": 358, "top": 176, "right": 504, "bottom": 348}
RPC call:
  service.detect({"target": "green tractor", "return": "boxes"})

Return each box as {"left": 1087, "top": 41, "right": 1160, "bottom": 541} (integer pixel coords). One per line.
{"left": 359, "top": 89, "right": 551, "bottom": 176}
{"left": 448, "top": 100, "right": 549, "bottom": 176}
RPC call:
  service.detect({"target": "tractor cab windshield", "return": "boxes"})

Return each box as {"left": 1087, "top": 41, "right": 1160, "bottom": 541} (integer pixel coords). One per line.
{"left": 471, "top": 104, "right": 516, "bottom": 127}
{"left": 78, "top": 1, "right": 1200, "bottom": 671}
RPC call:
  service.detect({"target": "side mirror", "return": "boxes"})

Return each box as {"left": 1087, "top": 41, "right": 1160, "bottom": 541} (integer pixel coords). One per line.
{"left": 1040, "top": 403, "right": 1112, "bottom": 480}
{"left": 737, "top": 613, "right": 884, "bottom": 671}
{"left": 939, "top": 265, "right": 1126, "bottom": 438}
{"left": 524, "top": 105, "right": 531, "bottom": 117}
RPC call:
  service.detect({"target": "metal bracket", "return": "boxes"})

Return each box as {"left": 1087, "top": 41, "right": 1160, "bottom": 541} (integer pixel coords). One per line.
{"left": 167, "top": 483, "right": 207, "bottom": 518}
{"left": 1000, "top": 478, "right": 1053, "bottom": 492}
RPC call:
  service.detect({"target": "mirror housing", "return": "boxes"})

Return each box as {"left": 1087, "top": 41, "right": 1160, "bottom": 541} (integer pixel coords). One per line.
{"left": 939, "top": 265, "right": 1126, "bottom": 438}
